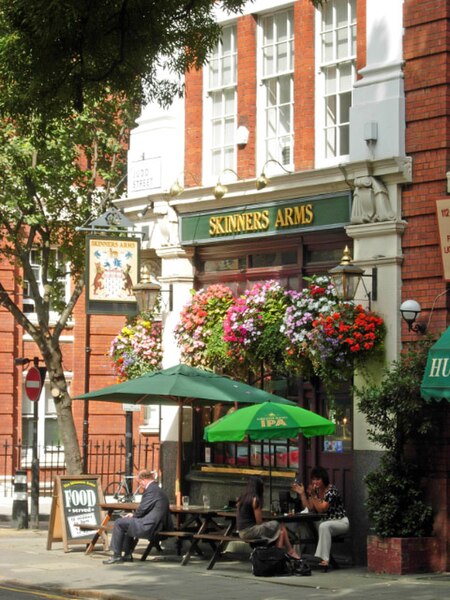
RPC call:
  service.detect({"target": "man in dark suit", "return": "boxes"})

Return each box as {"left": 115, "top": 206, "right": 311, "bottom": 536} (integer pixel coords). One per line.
{"left": 103, "top": 469, "right": 173, "bottom": 564}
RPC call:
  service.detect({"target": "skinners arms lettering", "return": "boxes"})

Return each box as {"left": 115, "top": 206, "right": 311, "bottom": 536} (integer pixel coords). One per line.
{"left": 209, "top": 211, "right": 270, "bottom": 236}
{"left": 208, "top": 204, "right": 314, "bottom": 237}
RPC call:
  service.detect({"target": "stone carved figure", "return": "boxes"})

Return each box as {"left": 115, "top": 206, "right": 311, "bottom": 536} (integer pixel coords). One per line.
{"left": 351, "top": 176, "right": 395, "bottom": 224}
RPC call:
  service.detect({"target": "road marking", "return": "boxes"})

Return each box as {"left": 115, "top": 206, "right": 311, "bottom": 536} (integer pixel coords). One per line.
{"left": 0, "top": 585, "right": 75, "bottom": 600}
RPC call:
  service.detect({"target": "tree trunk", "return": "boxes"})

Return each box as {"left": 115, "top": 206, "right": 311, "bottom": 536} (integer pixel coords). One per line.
{"left": 43, "top": 345, "right": 82, "bottom": 474}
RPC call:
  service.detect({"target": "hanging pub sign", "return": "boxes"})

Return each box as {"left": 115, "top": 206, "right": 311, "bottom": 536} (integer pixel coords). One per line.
{"left": 436, "top": 198, "right": 450, "bottom": 281}
{"left": 86, "top": 235, "right": 139, "bottom": 315}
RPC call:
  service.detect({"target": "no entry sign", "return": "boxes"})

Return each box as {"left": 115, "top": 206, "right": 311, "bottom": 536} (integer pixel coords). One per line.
{"left": 25, "top": 366, "right": 43, "bottom": 402}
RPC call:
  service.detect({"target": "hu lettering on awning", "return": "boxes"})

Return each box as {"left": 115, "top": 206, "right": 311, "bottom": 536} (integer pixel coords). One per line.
{"left": 429, "top": 357, "right": 450, "bottom": 377}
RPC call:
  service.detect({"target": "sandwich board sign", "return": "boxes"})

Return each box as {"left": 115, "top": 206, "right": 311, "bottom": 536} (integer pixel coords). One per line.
{"left": 47, "top": 475, "right": 106, "bottom": 552}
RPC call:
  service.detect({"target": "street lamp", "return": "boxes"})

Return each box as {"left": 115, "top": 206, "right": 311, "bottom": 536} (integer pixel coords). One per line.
{"left": 328, "top": 246, "right": 377, "bottom": 308}
{"left": 132, "top": 268, "right": 173, "bottom": 314}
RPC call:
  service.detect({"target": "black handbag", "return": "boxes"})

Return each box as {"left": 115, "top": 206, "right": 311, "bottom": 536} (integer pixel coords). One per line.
{"left": 250, "top": 546, "right": 290, "bottom": 577}
{"left": 286, "top": 556, "right": 312, "bottom": 576}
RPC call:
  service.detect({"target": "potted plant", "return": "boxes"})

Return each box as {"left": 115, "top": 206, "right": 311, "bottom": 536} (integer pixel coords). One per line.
{"left": 357, "top": 338, "right": 439, "bottom": 574}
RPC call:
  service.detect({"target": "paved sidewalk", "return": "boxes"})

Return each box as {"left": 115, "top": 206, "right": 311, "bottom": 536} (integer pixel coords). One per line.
{"left": 0, "top": 497, "right": 448, "bottom": 600}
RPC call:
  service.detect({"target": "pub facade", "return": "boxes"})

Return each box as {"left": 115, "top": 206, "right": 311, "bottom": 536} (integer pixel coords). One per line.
{"left": 115, "top": 0, "right": 449, "bottom": 567}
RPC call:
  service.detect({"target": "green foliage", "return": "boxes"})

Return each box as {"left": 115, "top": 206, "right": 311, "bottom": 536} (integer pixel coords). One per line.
{"left": 365, "top": 455, "right": 433, "bottom": 538}
{"left": 204, "top": 320, "right": 235, "bottom": 372}
{"left": 357, "top": 338, "right": 436, "bottom": 537}
{"left": 0, "top": 93, "right": 136, "bottom": 309}
{"left": 0, "top": 0, "right": 247, "bottom": 117}
{"left": 0, "top": 1, "right": 326, "bottom": 119}
{"left": 0, "top": 92, "right": 136, "bottom": 473}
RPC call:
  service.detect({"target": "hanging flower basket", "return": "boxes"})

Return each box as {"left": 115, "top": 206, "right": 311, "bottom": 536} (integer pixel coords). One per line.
{"left": 223, "top": 280, "right": 291, "bottom": 373}
{"left": 281, "top": 276, "right": 385, "bottom": 391}
{"left": 172, "top": 276, "right": 385, "bottom": 390}
{"left": 174, "top": 284, "right": 235, "bottom": 368}
{"left": 281, "top": 275, "right": 339, "bottom": 376}
{"left": 110, "top": 316, "right": 163, "bottom": 381}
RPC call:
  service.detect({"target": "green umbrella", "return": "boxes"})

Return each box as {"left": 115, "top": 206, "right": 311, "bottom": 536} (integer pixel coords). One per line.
{"left": 75, "top": 363, "right": 296, "bottom": 406}
{"left": 75, "top": 364, "right": 295, "bottom": 500}
{"left": 203, "top": 401, "right": 335, "bottom": 507}
{"left": 203, "top": 401, "right": 335, "bottom": 442}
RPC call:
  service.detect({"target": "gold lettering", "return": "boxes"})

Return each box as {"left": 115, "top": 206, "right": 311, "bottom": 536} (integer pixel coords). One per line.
{"left": 236, "top": 214, "right": 246, "bottom": 232}
{"left": 260, "top": 210, "right": 270, "bottom": 230}
{"left": 209, "top": 217, "right": 217, "bottom": 236}
{"left": 215, "top": 217, "right": 225, "bottom": 234}
{"left": 253, "top": 211, "right": 262, "bottom": 230}
{"left": 304, "top": 203, "right": 313, "bottom": 223}
{"left": 209, "top": 204, "right": 312, "bottom": 236}
{"left": 284, "top": 207, "right": 294, "bottom": 226}
{"left": 275, "top": 209, "right": 286, "bottom": 228}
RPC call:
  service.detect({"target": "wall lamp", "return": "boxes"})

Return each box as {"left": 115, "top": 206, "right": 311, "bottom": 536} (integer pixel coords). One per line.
{"left": 328, "top": 246, "right": 378, "bottom": 309}
{"left": 137, "top": 203, "right": 153, "bottom": 218}
{"left": 400, "top": 299, "right": 426, "bottom": 333}
{"left": 169, "top": 172, "right": 201, "bottom": 198}
{"left": 132, "top": 268, "right": 173, "bottom": 314}
{"left": 256, "top": 159, "right": 292, "bottom": 191}
{"left": 214, "top": 168, "right": 240, "bottom": 200}
{"left": 169, "top": 178, "right": 185, "bottom": 198}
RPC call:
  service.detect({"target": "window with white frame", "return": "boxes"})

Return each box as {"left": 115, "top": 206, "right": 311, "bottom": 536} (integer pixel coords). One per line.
{"left": 317, "top": 0, "right": 356, "bottom": 162}
{"left": 22, "top": 381, "right": 64, "bottom": 463}
{"left": 23, "top": 249, "right": 69, "bottom": 316}
{"left": 260, "top": 9, "right": 294, "bottom": 168}
{"left": 206, "top": 24, "right": 237, "bottom": 180}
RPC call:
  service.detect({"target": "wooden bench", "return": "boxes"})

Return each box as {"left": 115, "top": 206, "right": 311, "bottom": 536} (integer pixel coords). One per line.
{"left": 192, "top": 532, "right": 266, "bottom": 570}
{"left": 141, "top": 530, "right": 195, "bottom": 561}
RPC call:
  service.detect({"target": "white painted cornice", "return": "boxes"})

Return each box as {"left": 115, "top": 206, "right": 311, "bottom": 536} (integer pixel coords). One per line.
{"left": 169, "top": 157, "right": 412, "bottom": 215}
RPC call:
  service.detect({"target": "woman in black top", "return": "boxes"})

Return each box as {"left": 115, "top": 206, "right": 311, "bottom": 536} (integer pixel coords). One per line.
{"left": 237, "top": 476, "right": 300, "bottom": 559}
{"left": 292, "top": 466, "right": 349, "bottom": 569}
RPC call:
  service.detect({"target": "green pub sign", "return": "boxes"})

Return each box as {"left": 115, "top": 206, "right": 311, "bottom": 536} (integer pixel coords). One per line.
{"left": 179, "top": 192, "right": 352, "bottom": 245}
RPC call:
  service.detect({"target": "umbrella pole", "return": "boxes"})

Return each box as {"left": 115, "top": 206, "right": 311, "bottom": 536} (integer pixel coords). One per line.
{"left": 268, "top": 440, "right": 273, "bottom": 510}
{"left": 175, "top": 404, "right": 182, "bottom": 505}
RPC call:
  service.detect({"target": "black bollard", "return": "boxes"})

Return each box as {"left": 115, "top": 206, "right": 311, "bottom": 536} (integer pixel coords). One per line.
{"left": 12, "top": 469, "right": 29, "bottom": 529}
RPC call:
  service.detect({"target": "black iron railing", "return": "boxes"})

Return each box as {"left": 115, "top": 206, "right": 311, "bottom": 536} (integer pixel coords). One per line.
{"left": 0, "top": 438, "right": 160, "bottom": 497}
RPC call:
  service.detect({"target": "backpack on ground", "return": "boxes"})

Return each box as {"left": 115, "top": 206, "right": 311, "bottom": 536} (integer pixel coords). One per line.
{"left": 250, "top": 546, "right": 290, "bottom": 577}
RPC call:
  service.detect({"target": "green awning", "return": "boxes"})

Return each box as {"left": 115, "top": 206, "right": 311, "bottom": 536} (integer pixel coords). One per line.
{"left": 420, "top": 326, "right": 450, "bottom": 402}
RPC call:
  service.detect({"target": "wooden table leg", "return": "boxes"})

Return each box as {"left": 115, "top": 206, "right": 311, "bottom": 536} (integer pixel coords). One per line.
{"left": 85, "top": 511, "right": 112, "bottom": 554}
{"left": 206, "top": 520, "right": 235, "bottom": 570}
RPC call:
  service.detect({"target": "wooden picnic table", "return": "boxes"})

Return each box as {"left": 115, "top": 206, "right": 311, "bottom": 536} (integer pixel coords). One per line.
{"left": 83, "top": 502, "right": 224, "bottom": 559}
{"left": 80, "top": 502, "right": 341, "bottom": 569}
{"left": 194, "top": 509, "right": 327, "bottom": 570}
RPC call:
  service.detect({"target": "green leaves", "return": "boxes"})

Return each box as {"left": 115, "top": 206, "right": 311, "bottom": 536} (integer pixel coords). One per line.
{"left": 0, "top": 92, "right": 136, "bottom": 334}
{"left": 357, "top": 339, "right": 436, "bottom": 537}
{"left": 0, "top": 0, "right": 246, "bottom": 118}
